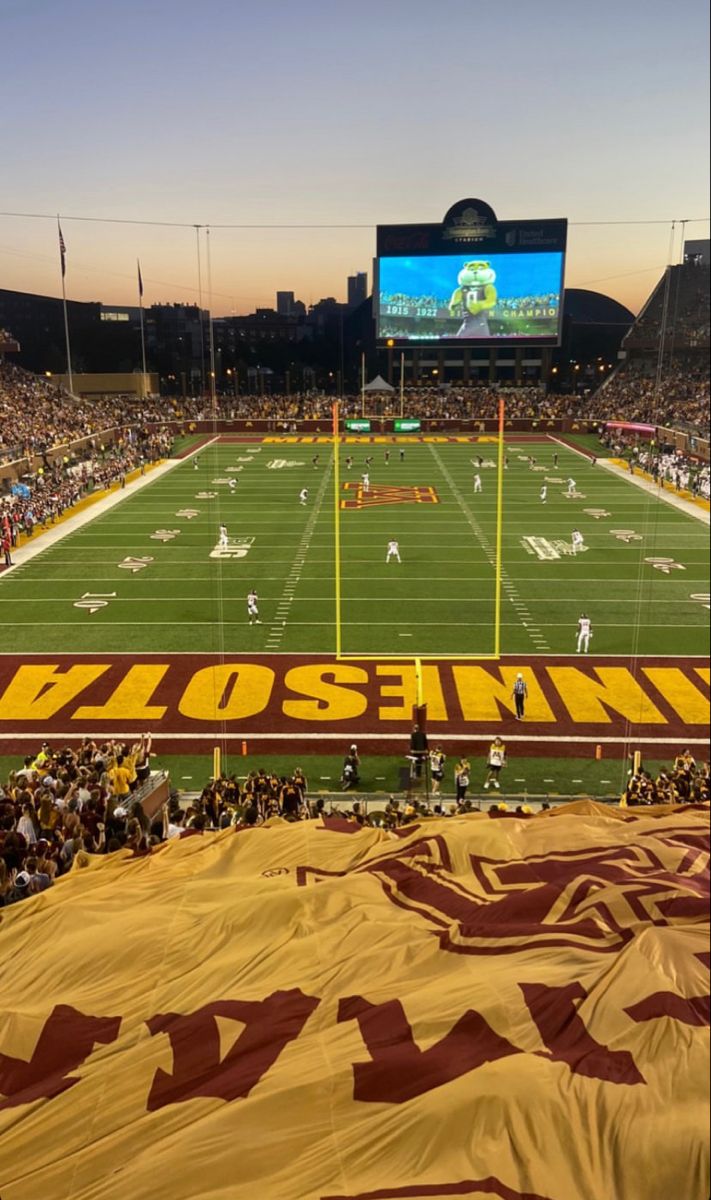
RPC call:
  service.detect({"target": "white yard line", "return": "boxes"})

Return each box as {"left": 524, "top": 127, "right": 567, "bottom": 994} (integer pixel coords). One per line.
{"left": 548, "top": 435, "right": 595, "bottom": 462}
{"left": 3, "top": 573, "right": 707, "bottom": 583}
{"left": 430, "top": 444, "right": 552, "bottom": 653}
{"left": 265, "top": 461, "right": 333, "bottom": 649}
{"left": 0, "top": 731, "right": 704, "bottom": 747}
{"left": 5, "top": 620, "right": 706, "bottom": 632}
{"left": 6, "top": 596, "right": 704, "bottom": 605}
{"left": 3, "top": 650, "right": 706, "bottom": 658}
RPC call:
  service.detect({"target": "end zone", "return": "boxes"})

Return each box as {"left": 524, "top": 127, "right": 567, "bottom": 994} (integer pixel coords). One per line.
{"left": 0, "top": 653, "right": 707, "bottom": 757}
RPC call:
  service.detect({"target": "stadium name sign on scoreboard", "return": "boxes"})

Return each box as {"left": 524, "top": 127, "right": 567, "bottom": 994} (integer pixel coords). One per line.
{"left": 345, "top": 419, "right": 372, "bottom": 433}
{"left": 375, "top": 198, "right": 567, "bottom": 348}
{"left": 393, "top": 419, "right": 421, "bottom": 433}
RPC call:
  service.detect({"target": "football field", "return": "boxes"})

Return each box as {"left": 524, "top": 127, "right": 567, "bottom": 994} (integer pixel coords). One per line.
{"left": 1, "top": 434, "right": 708, "bottom": 658}
{"left": 0, "top": 432, "right": 708, "bottom": 791}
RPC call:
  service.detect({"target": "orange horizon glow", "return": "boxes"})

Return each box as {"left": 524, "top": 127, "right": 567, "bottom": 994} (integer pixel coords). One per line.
{"left": 1, "top": 213, "right": 705, "bottom": 318}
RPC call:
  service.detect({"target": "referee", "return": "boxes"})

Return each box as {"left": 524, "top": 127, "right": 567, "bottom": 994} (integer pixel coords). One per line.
{"left": 512, "top": 673, "right": 528, "bottom": 721}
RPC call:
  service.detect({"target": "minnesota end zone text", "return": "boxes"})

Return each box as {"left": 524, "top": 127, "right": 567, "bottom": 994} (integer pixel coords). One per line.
{"left": 0, "top": 654, "right": 707, "bottom": 754}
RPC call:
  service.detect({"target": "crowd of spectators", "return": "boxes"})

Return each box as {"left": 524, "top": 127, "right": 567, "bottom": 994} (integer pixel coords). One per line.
{"left": 585, "top": 359, "right": 710, "bottom": 437}
{"left": 598, "top": 428, "right": 711, "bottom": 498}
{"left": 0, "top": 363, "right": 209, "bottom": 466}
{"left": 624, "top": 750, "right": 709, "bottom": 806}
{"left": 0, "top": 363, "right": 117, "bottom": 464}
{"left": 0, "top": 737, "right": 154, "bottom": 907}
{"left": 1, "top": 426, "right": 173, "bottom": 550}
{"left": 2, "top": 740, "right": 707, "bottom": 906}
{"left": 1, "top": 351, "right": 708, "bottom": 485}
{"left": 181, "top": 386, "right": 579, "bottom": 424}
{"left": 625, "top": 260, "right": 710, "bottom": 351}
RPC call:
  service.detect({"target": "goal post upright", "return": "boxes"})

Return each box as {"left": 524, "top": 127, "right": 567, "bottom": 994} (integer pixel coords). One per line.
{"left": 494, "top": 396, "right": 505, "bottom": 658}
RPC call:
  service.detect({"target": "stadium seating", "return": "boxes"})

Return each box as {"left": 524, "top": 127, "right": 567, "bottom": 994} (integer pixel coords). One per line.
{"left": 1, "top": 740, "right": 708, "bottom": 906}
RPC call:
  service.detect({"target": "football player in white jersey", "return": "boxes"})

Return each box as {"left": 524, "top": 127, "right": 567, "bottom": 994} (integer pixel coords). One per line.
{"left": 571, "top": 528, "right": 585, "bottom": 554}
{"left": 566, "top": 477, "right": 577, "bottom": 497}
{"left": 299, "top": 488, "right": 309, "bottom": 506}
{"left": 247, "top": 590, "right": 261, "bottom": 625}
{"left": 386, "top": 539, "right": 401, "bottom": 563}
{"left": 540, "top": 484, "right": 547, "bottom": 504}
{"left": 577, "top": 613, "right": 592, "bottom": 653}
{"left": 473, "top": 474, "right": 482, "bottom": 493}
{"left": 218, "top": 523, "right": 229, "bottom": 548}
{"left": 361, "top": 472, "right": 370, "bottom": 493}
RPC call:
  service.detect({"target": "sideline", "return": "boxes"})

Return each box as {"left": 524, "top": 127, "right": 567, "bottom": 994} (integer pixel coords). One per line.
{"left": 599, "top": 459, "right": 710, "bottom": 525}
{"left": 0, "top": 438, "right": 217, "bottom": 577}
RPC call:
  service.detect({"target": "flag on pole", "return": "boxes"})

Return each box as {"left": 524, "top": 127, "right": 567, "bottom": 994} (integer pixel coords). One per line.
{"left": 137, "top": 259, "right": 144, "bottom": 299}
{"left": 58, "top": 222, "right": 67, "bottom": 278}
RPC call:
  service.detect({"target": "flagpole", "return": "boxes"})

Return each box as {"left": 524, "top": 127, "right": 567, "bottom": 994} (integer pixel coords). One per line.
{"left": 206, "top": 228, "right": 218, "bottom": 418}
{"left": 195, "top": 225, "right": 207, "bottom": 400}
{"left": 57, "top": 216, "right": 74, "bottom": 394}
{"left": 137, "top": 259, "right": 147, "bottom": 389}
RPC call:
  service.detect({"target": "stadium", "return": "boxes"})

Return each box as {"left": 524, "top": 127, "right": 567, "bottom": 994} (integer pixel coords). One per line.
{"left": 1, "top": 8, "right": 709, "bottom": 1196}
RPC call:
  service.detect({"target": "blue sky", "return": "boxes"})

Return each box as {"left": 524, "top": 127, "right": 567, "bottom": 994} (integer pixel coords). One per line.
{"left": 0, "top": 0, "right": 708, "bottom": 313}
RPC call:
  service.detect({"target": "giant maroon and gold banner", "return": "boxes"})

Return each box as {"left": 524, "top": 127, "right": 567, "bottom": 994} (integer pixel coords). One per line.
{"left": 1, "top": 805, "right": 709, "bottom": 1200}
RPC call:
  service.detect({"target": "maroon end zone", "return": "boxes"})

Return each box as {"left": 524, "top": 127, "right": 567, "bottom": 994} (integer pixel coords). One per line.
{"left": 0, "top": 654, "right": 707, "bottom": 757}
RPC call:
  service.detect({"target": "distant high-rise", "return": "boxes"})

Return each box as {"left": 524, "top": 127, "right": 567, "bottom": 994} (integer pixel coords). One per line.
{"left": 276, "top": 291, "right": 295, "bottom": 316}
{"left": 347, "top": 272, "right": 367, "bottom": 310}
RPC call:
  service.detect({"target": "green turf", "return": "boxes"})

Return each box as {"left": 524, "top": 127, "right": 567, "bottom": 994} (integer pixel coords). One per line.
{"left": 0, "top": 753, "right": 650, "bottom": 799}
{"left": 1, "top": 436, "right": 708, "bottom": 657}
{"left": 169, "top": 433, "right": 212, "bottom": 456}
{"left": 554, "top": 431, "right": 604, "bottom": 453}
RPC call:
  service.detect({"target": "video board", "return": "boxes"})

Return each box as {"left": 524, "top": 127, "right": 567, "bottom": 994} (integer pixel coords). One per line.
{"left": 376, "top": 199, "right": 567, "bottom": 347}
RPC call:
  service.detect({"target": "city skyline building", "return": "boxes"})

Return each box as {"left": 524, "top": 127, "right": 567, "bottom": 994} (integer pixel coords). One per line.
{"left": 347, "top": 272, "right": 368, "bottom": 310}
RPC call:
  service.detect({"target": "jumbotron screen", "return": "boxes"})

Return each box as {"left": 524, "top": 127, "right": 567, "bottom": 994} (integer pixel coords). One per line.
{"left": 377, "top": 250, "right": 564, "bottom": 342}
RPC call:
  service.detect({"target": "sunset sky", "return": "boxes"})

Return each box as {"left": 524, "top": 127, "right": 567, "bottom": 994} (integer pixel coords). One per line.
{"left": 0, "top": 0, "right": 708, "bottom": 316}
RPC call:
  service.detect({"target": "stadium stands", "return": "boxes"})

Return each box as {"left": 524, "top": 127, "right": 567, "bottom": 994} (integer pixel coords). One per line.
{"left": 0, "top": 425, "right": 172, "bottom": 545}
{"left": 1, "top": 258, "right": 709, "bottom": 544}
{"left": 584, "top": 260, "right": 711, "bottom": 436}
{"left": 2, "top": 739, "right": 708, "bottom": 906}
{"left": 585, "top": 359, "right": 710, "bottom": 436}
{"left": 625, "top": 260, "right": 710, "bottom": 352}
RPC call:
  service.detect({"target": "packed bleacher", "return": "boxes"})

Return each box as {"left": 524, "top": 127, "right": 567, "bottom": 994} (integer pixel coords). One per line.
{"left": 1, "top": 739, "right": 707, "bottom": 905}
{"left": 584, "top": 359, "right": 710, "bottom": 437}
{"left": 0, "top": 362, "right": 211, "bottom": 465}
{"left": 0, "top": 362, "right": 119, "bottom": 463}
{"left": 625, "top": 260, "right": 710, "bottom": 351}
{"left": 598, "top": 427, "right": 710, "bottom": 497}
{"left": 0, "top": 426, "right": 173, "bottom": 548}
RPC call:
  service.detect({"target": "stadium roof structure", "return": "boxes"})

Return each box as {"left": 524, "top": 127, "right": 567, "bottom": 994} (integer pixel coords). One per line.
{"left": 562, "top": 288, "right": 635, "bottom": 327}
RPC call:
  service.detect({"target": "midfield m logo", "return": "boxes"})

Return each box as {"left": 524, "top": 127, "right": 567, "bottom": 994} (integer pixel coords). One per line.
{"left": 341, "top": 483, "right": 440, "bottom": 509}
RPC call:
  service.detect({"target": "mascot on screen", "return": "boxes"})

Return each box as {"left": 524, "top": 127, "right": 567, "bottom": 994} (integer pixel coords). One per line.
{"left": 449, "top": 260, "right": 497, "bottom": 336}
